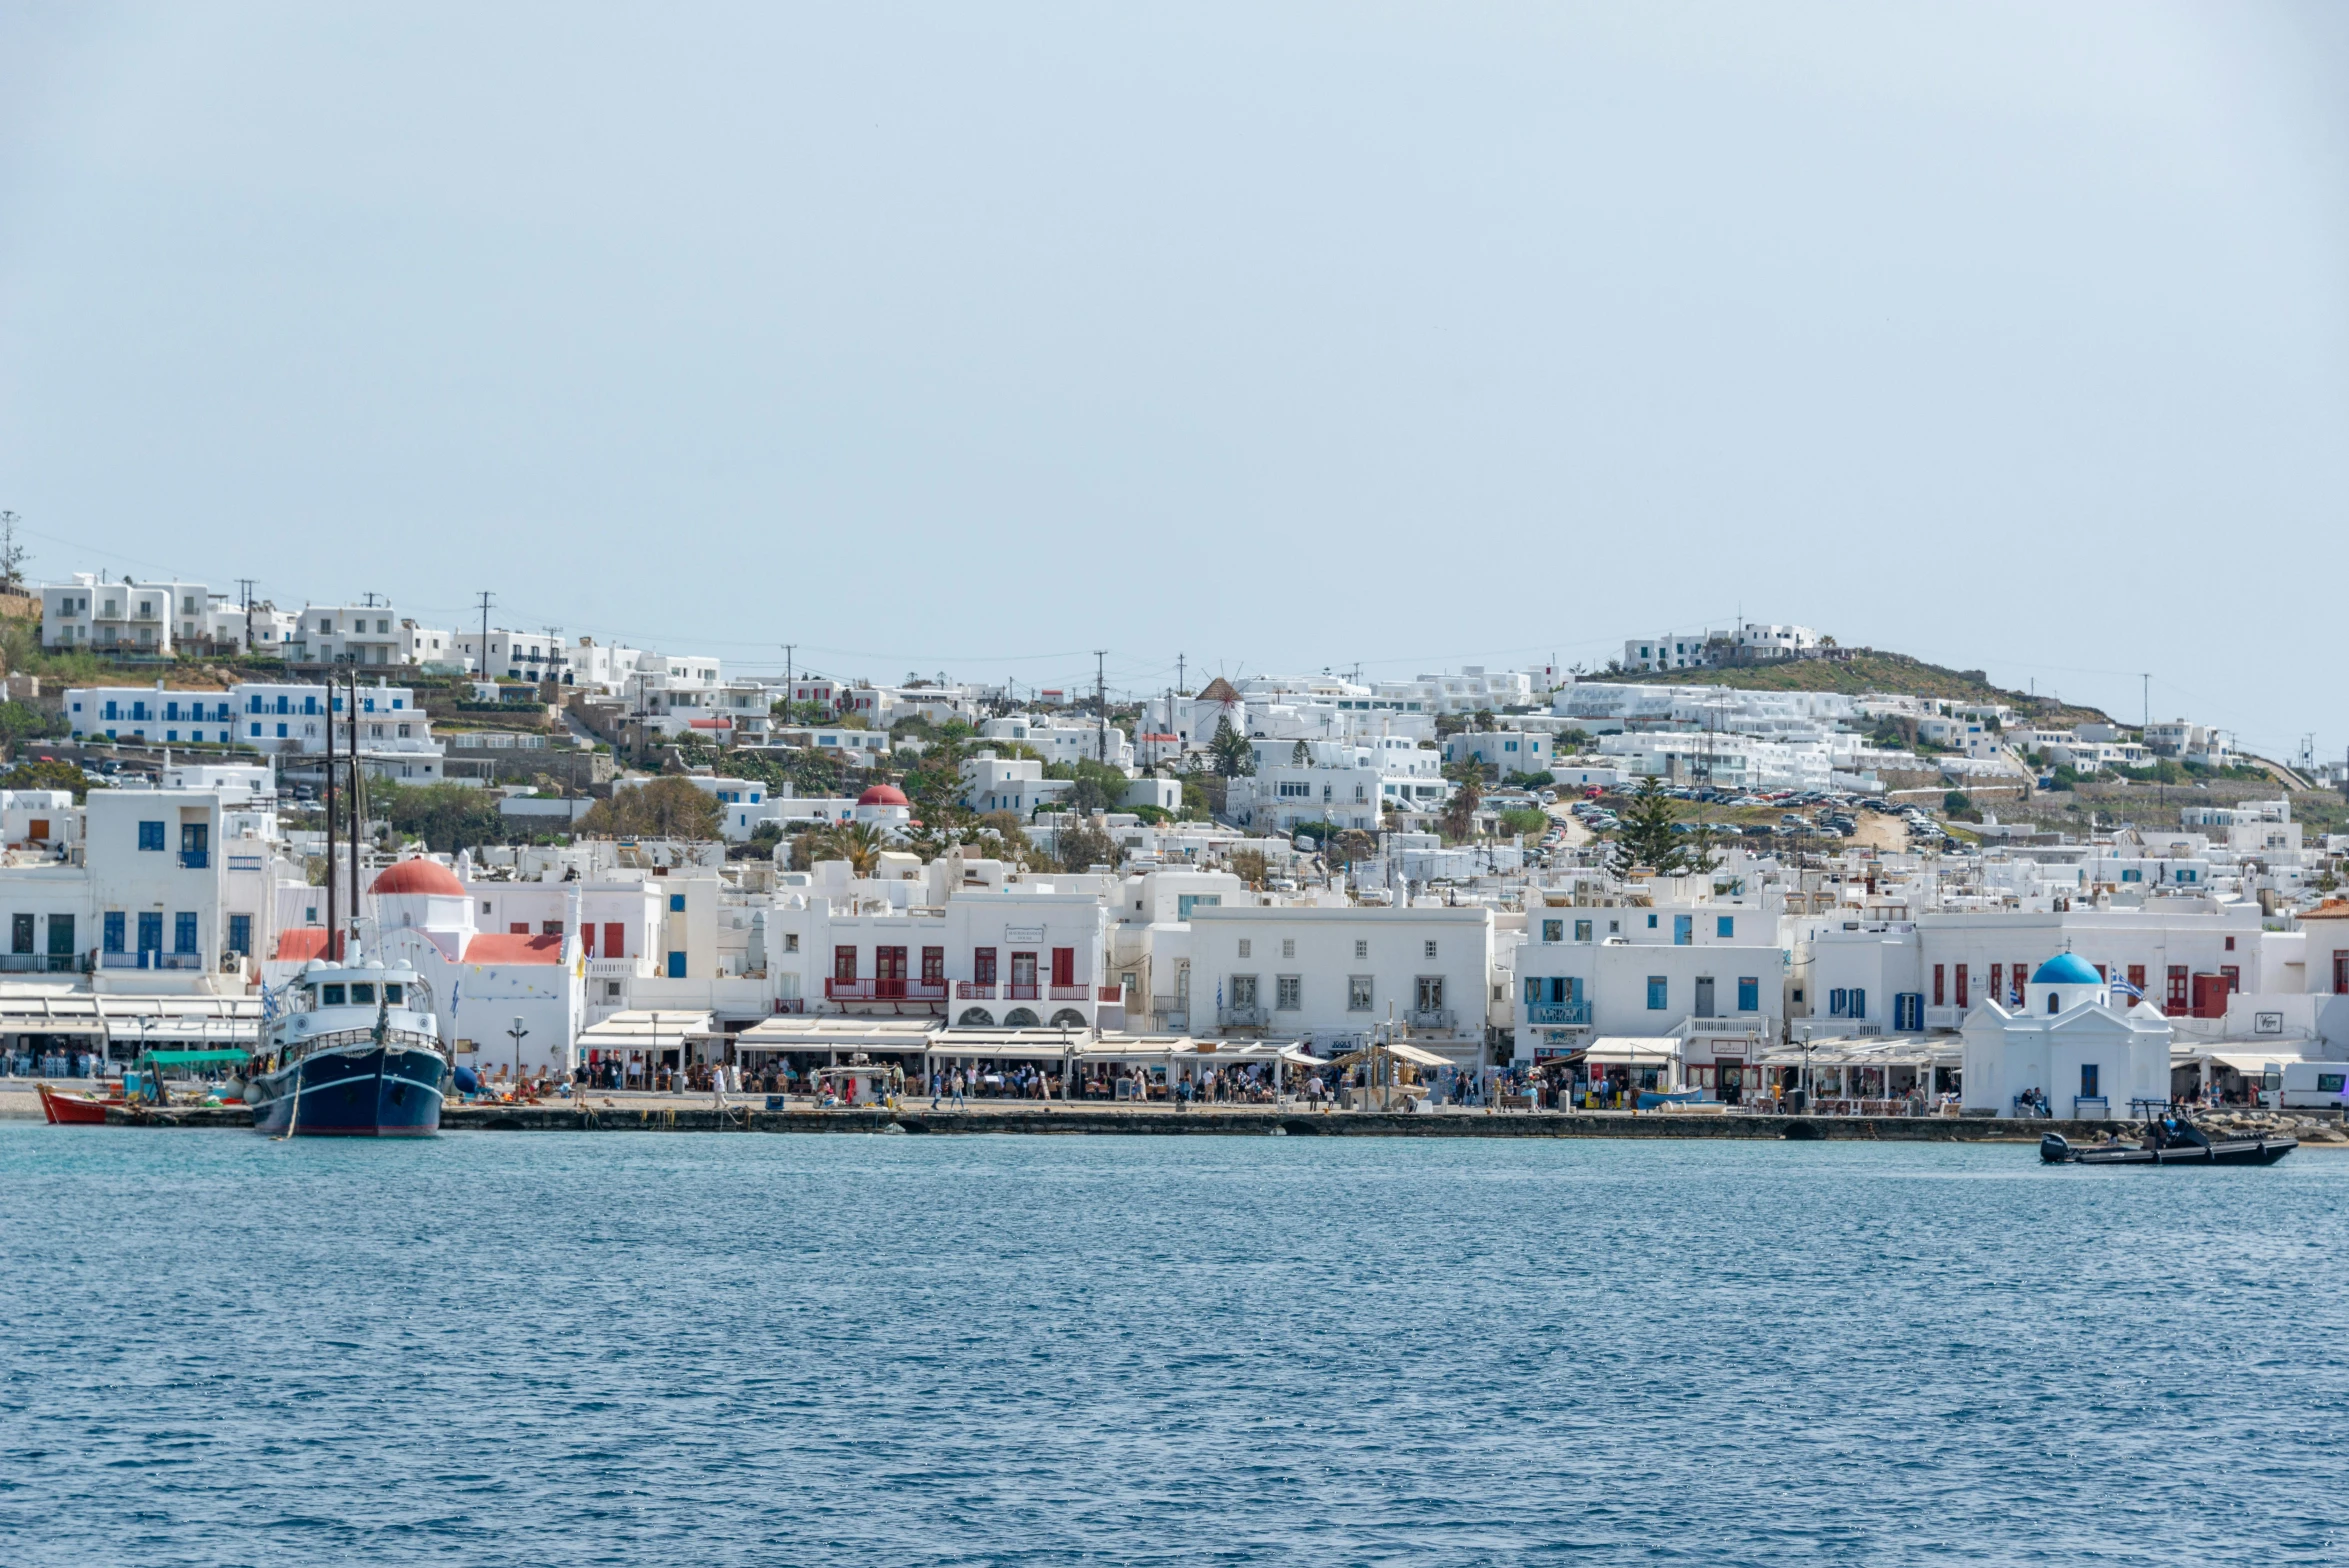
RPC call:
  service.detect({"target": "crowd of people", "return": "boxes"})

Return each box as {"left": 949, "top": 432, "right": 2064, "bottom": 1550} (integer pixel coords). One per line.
{"left": 3, "top": 1048, "right": 103, "bottom": 1078}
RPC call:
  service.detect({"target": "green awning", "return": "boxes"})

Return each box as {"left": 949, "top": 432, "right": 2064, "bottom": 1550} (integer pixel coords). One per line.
{"left": 138, "top": 1049, "right": 252, "bottom": 1065}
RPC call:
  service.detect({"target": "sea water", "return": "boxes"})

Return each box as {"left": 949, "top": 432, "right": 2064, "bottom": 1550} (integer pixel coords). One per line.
{"left": 3, "top": 1124, "right": 2345, "bottom": 1565}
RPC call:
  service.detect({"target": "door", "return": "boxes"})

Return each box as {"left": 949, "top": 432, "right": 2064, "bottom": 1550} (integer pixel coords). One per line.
{"left": 875, "top": 946, "right": 908, "bottom": 999}
{"left": 1693, "top": 977, "right": 1716, "bottom": 1019}
{"left": 1416, "top": 976, "right": 1444, "bottom": 1018}
{"left": 49, "top": 914, "right": 74, "bottom": 969}
{"left": 1673, "top": 915, "right": 1692, "bottom": 945}
{"left": 1051, "top": 947, "right": 1075, "bottom": 992}
{"left": 1718, "top": 1063, "right": 1745, "bottom": 1106}
{"left": 1010, "top": 951, "right": 1038, "bottom": 998}
{"left": 9, "top": 914, "right": 30, "bottom": 955}
{"left": 136, "top": 911, "right": 163, "bottom": 958}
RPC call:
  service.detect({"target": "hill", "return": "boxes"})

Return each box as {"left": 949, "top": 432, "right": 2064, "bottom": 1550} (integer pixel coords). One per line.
{"left": 1584, "top": 649, "right": 2111, "bottom": 727}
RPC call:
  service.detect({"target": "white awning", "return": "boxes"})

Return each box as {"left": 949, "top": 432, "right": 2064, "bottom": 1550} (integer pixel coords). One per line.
{"left": 576, "top": 1010, "right": 715, "bottom": 1050}
{"left": 1578, "top": 1037, "right": 1680, "bottom": 1065}
{"left": 732, "top": 1017, "right": 938, "bottom": 1054}
{"left": 2202, "top": 1050, "right": 2308, "bottom": 1072}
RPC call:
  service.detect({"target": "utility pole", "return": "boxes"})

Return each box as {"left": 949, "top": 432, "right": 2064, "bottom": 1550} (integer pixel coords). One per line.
{"left": 1176, "top": 652, "right": 1185, "bottom": 699}
{"left": 1095, "top": 650, "right": 1108, "bottom": 763}
{"left": 0, "top": 510, "right": 22, "bottom": 595}
{"left": 237, "top": 578, "right": 256, "bottom": 658}
{"left": 783, "top": 644, "right": 794, "bottom": 713}
{"left": 472, "top": 591, "right": 496, "bottom": 682}
{"left": 2142, "top": 673, "right": 2150, "bottom": 734}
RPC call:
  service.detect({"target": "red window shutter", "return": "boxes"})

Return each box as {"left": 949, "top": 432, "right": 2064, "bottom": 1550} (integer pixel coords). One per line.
{"left": 581, "top": 925, "right": 596, "bottom": 956}
{"left": 1932, "top": 965, "right": 1944, "bottom": 1007}
{"left": 1988, "top": 965, "right": 2002, "bottom": 1007}
{"left": 1052, "top": 947, "right": 1074, "bottom": 988}
{"left": 510, "top": 922, "right": 530, "bottom": 935}
{"left": 605, "top": 923, "right": 625, "bottom": 958}
{"left": 1954, "top": 965, "right": 1969, "bottom": 1009}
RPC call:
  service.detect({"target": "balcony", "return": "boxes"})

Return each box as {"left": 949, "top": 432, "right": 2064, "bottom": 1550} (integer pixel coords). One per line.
{"left": 178, "top": 849, "right": 209, "bottom": 869}
{"left": 1098, "top": 986, "right": 1124, "bottom": 1003}
{"left": 1005, "top": 982, "right": 1040, "bottom": 1001}
{"left": 1048, "top": 985, "right": 1091, "bottom": 1002}
{"left": 1217, "top": 1004, "right": 1268, "bottom": 1029}
{"left": 101, "top": 951, "right": 204, "bottom": 971}
{"left": 1406, "top": 1007, "right": 1458, "bottom": 1033}
{"left": 957, "top": 981, "right": 997, "bottom": 1000}
{"left": 825, "top": 978, "right": 949, "bottom": 1003}
{"left": 1525, "top": 1001, "right": 1592, "bottom": 1026}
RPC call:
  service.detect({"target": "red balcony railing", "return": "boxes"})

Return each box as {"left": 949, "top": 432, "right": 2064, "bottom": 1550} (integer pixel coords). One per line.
{"left": 957, "top": 982, "right": 996, "bottom": 1000}
{"left": 1048, "top": 985, "right": 1089, "bottom": 1001}
{"left": 1005, "top": 982, "right": 1040, "bottom": 1000}
{"left": 1097, "top": 987, "right": 1124, "bottom": 1002}
{"left": 827, "top": 978, "right": 948, "bottom": 1002}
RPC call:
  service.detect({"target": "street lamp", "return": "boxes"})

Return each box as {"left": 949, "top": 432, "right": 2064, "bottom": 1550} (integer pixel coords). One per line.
{"left": 507, "top": 1015, "right": 529, "bottom": 1084}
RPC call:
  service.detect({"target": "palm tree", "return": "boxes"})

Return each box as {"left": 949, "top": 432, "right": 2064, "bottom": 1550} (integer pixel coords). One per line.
{"left": 825, "top": 820, "right": 889, "bottom": 877}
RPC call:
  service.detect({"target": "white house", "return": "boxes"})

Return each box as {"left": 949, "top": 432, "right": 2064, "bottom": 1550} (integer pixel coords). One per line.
{"left": 288, "top": 605, "right": 411, "bottom": 667}
{"left": 41, "top": 574, "right": 223, "bottom": 654}
{"left": 1443, "top": 730, "right": 1553, "bottom": 776}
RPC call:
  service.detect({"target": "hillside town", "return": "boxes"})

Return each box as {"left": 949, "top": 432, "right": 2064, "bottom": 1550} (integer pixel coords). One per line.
{"left": 7, "top": 579, "right": 2349, "bottom": 1118}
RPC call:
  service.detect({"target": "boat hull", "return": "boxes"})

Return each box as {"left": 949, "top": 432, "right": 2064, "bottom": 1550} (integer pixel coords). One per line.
{"left": 2041, "top": 1132, "right": 2296, "bottom": 1166}
{"left": 249, "top": 1045, "right": 446, "bottom": 1137}
{"left": 38, "top": 1084, "right": 116, "bottom": 1125}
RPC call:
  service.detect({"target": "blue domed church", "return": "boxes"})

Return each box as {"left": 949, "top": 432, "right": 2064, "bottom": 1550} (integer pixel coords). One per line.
{"left": 1959, "top": 953, "right": 2173, "bottom": 1118}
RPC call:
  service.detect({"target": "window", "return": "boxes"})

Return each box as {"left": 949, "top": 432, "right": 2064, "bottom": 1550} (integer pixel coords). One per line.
{"left": 1647, "top": 914, "right": 1658, "bottom": 929}
{"left": 1276, "top": 976, "right": 1301, "bottom": 1011}
{"left": 1281, "top": 939, "right": 1295, "bottom": 959}
{"left": 834, "top": 946, "right": 858, "bottom": 983}
{"left": 1424, "top": 940, "right": 1437, "bottom": 960}
{"left": 1575, "top": 919, "right": 1592, "bottom": 943}
{"left": 1954, "top": 964, "right": 1969, "bottom": 1009}
{"left": 1717, "top": 916, "right": 1735, "bottom": 939}
{"left": 1674, "top": 915, "right": 1692, "bottom": 945}
{"left": 2080, "top": 1064, "right": 2099, "bottom": 1099}
{"left": 174, "top": 912, "right": 198, "bottom": 954}
{"left": 1354, "top": 939, "right": 1368, "bottom": 959}
{"left": 10, "top": 913, "right": 32, "bottom": 953}
{"left": 1415, "top": 976, "right": 1444, "bottom": 1014}
{"left": 667, "top": 952, "right": 686, "bottom": 979}
{"left": 1932, "top": 964, "right": 1945, "bottom": 1007}
{"left": 1542, "top": 919, "right": 1562, "bottom": 943}
{"left": 1237, "top": 939, "right": 1251, "bottom": 959}
{"left": 137, "top": 820, "right": 165, "bottom": 852}
{"left": 103, "top": 912, "right": 126, "bottom": 953}
{"left": 1348, "top": 975, "right": 1373, "bottom": 1012}
{"left": 2224, "top": 935, "right": 2236, "bottom": 952}
{"left": 669, "top": 894, "right": 685, "bottom": 913}
{"left": 1230, "top": 974, "right": 1259, "bottom": 1009}
{"left": 922, "top": 947, "right": 945, "bottom": 985}
{"left": 1647, "top": 975, "right": 1668, "bottom": 1010}
{"left": 783, "top": 932, "right": 799, "bottom": 954}
{"left": 2127, "top": 964, "right": 2145, "bottom": 994}
{"left": 1737, "top": 977, "right": 1759, "bottom": 1012}
{"left": 137, "top": 911, "right": 163, "bottom": 954}
{"left": 973, "top": 947, "right": 997, "bottom": 986}
{"left": 1051, "top": 948, "right": 1075, "bottom": 988}
{"left": 541, "top": 921, "right": 564, "bottom": 937}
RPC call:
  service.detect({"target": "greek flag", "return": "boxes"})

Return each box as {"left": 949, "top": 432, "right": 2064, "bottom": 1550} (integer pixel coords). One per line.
{"left": 2109, "top": 977, "right": 2144, "bottom": 999}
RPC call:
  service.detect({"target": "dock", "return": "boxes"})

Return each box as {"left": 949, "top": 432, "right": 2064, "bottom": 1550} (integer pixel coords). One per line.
{"left": 78, "top": 1097, "right": 2135, "bottom": 1141}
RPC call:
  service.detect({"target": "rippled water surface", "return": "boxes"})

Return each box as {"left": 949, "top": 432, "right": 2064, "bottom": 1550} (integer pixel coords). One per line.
{"left": 4, "top": 1124, "right": 2346, "bottom": 1565}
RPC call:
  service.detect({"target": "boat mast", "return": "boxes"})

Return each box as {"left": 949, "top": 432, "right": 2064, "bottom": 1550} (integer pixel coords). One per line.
{"left": 347, "top": 665, "right": 364, "bottom": 958}
{"left": 324, "top": 661, "right": 338, "bottom": 960}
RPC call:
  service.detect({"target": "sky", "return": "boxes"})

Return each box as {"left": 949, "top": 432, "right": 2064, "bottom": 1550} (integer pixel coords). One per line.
{"left": 3, "top": 3, "right": 2345, "bottom": 759}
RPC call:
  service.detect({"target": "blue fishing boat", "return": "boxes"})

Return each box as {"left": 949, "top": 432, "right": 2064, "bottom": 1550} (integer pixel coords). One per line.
{"left": 246, "top": 957, "right": 449, "bottom": 1137}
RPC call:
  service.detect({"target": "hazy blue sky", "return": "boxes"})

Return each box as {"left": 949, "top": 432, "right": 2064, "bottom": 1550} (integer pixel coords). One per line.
{"left": 4, "top": 3, "right": 2344, "bottom": 756}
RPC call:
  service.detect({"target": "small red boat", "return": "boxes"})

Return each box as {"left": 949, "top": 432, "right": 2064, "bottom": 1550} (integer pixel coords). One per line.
{"left": 38, "top": 1083, "right": 119, "bottom": 1125}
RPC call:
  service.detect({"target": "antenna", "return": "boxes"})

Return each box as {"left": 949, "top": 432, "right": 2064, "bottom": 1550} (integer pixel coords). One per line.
{"left": 237, "top": 578, "right": 256, "bottom": 657}
{"left": 1095, "top": 650, "right": 1108, "bottom": 763}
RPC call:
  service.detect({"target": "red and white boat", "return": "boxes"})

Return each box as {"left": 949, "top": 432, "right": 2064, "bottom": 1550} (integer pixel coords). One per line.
{"left": 37, "top": 1083, "right": 118, "bottom": 1125}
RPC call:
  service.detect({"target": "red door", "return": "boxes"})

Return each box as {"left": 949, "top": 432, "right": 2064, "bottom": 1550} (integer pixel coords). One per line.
{"left": 876, "top": 946, "right": 908, "bottom": 999}
{"left": 1051, "top": 947, "right": 1075, "bottom": 992}
{"left": 1954, "top": 964, "right": 1969, "bottom": 1009}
